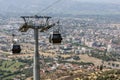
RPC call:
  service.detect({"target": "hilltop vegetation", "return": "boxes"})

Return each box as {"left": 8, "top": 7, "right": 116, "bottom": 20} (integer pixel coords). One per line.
{"left": 0, "top": 59, "right": 31, "bottom": 80}
{"left": 40, "top": 69, "right": 120, "bottom": 80}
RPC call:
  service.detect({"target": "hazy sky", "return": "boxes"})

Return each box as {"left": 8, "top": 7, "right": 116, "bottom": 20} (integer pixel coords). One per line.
{"left": 0, "top": 0, "right": 120, "bottom": 3}
{"left": 73, "top": 0, "right": 120, "bottom": 3}
{"left": 0, "top": 0, "right": 120, "bottom": 4}
{"left": 0, "top": 0, "right": 120, "bottom": 15}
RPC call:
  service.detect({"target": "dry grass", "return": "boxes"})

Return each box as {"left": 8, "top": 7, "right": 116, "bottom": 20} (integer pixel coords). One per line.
{"left": 78, "top": 54, "right": 102, "bottom": 66}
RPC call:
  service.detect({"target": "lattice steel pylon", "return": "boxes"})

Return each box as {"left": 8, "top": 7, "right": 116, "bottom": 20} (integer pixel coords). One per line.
{"left": 19, "top": 15, "right": 57, "bottom": 80}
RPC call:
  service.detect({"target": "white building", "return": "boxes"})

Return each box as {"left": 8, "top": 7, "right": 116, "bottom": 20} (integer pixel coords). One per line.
{"left": 107, "top": 44, "right": 112, "bottom": 52}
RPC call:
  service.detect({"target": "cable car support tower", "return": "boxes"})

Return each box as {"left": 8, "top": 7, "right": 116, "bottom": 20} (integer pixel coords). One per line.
{"left": 19, "top": 15, "right": 58, "bottom": 80}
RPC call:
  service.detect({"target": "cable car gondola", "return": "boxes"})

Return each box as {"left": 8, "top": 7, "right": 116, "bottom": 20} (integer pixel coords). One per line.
{"left": 49, "top": 23, "right": 62, "bottom": 44}
{"left": 11, "top": 34, "right": 21, "bottom": 54}
{"left": 12, "top": 44, "right": 21, "bottom": 54}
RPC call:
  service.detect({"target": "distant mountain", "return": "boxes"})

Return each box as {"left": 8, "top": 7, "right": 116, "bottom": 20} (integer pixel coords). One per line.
{"left": 0, "top": 0, "right": 120, "bottom": 16}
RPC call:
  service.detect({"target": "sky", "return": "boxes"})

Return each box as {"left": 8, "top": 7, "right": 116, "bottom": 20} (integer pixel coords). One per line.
{"left": 0, "top": 0, "right": 120, "bottom": 3}
{"left": 0, "top": 0, "right": 120, "bottom": 4}
{"left": 73, "top": 0, "right": 120, "bottom": 4}
{"left": 0, "top": 0, "right": 120, "bottom": 15}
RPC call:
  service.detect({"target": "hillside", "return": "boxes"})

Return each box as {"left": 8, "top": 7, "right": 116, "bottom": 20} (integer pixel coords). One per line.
{"left": 26, "top": 69, "right": 120, "bottom": 80}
